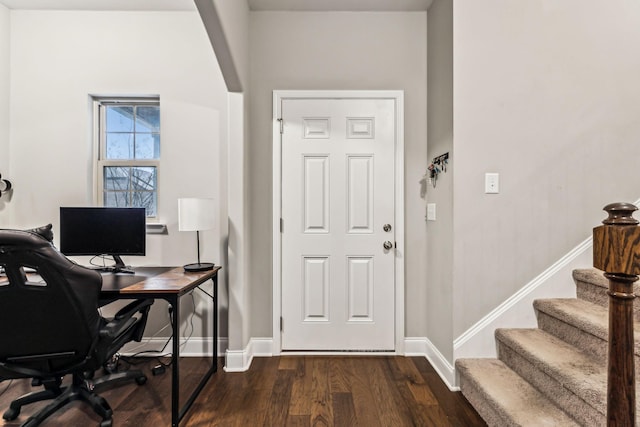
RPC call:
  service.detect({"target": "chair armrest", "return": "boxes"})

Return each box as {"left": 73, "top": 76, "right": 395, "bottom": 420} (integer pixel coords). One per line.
{"left": 100, "top": 298, "right": 153, "bottom": 341}
{"left": 113, "top": 299, "right": 153, "bottom": 321}
{"left": 100, "top": 317, "right": 137, "bottom": 339}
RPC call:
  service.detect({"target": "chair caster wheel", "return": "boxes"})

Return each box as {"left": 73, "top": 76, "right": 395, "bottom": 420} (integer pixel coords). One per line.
{"left": 3, "top": 407, "right": 19, "bottom": 421}
{"left": 135, "top": 375, "right": 147, "bottom": 385}
{"left": 100, "top": 419, "right": 113, "bottom": 427}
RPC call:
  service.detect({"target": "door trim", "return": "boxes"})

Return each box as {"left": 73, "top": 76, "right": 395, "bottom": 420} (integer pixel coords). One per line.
{"left": 272, "top": 90, "right": 405, "bottom": 354}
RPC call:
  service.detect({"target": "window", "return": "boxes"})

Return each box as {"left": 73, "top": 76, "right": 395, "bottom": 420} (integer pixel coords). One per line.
{"left": 94, "top": 97, "right": 160, "bottom": 218}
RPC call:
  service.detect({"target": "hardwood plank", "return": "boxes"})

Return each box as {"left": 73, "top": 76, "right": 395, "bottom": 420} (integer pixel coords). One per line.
{"left": 386, "top": 358, "right": 447, "bottom": 426}
{"left": 286, "top": 414, "right": 311, "bottom": 427}
{"left": 288, "top": 356, "right": 312, "bottom": 416}
{"left": 412, "top": 356, "right": 486, "bottom": 427}
{"left": 332, "top": 392, "right": 357, "bottom": 427}
{"left": 384, "top": 358, "right": 427, "bottom": 425}
{"left": 309, "top": 357, "right": 333, "bottom": 427}
{"left": 346, "top": 357, "right": 385, "bottom": 427}
{"left": 262, "top": 369, "right": 294, "bottom": 426}
{"left": 278, "top": 355, "right": 303, "bottom": 372}
{"left": 328, "top": 357, "right": 351, "bottom": 394}
{"left": 0, "top": 356, "right": 486, "bottom": 427}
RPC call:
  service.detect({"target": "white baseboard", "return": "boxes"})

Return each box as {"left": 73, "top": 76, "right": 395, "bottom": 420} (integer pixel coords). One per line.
{"left": 405, "top": 337, "right": 458, "bottom": 391}
{"left": 119, "top": 337, "right": 228, "bottom": 357}
{"left": 224, "top": 338, "right": 273, "bottom": 372}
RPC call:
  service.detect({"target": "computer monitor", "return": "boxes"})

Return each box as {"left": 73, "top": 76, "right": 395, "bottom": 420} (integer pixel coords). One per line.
{"left": 59, "top": 207, "right": 146, "bottom": 273}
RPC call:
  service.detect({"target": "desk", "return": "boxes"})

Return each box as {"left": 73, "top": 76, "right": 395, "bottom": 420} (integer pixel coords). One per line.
{"left": 100, "top": 266, "right": 220, "bottom": 427}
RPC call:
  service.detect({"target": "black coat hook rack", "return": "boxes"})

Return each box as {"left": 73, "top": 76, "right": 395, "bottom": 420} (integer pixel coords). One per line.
{"left": 424, "top": 152, "right": 449, "bottom": 189}
{"left": 0, "top": 173, "right": 12, "bottom": 199}
{"left": 432, "top": 152, "right": 449, "bottom": 168}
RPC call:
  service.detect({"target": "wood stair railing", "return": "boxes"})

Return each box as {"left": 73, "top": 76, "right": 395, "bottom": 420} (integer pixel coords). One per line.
{"left": 593, "top": 202, "right": 640, "bottom": 427}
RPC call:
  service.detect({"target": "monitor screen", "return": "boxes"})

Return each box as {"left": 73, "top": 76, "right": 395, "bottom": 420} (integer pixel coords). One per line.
{"left": 59, "top": 207, "right": 146, "bottom": 272}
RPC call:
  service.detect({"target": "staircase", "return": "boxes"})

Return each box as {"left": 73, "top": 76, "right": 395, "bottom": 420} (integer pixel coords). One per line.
{"left": 456, "top": 268, "right": 640, "bottom": 426}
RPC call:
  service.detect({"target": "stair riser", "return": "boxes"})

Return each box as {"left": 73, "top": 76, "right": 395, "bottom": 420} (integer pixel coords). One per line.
{"left": 537, "top": 310, "right": 606, "bottom": 364}
{"left": 497, "top": 340, "right": 605, "bottom": 426}
{"left": 536, "top": 310, "right": 640, "bottom": 376}
{"left": 575, "top": 280, "right": 640, "bottom": 322}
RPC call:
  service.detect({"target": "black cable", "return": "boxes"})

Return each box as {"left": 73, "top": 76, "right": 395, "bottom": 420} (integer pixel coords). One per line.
{"left": 120, "top": 291, "right": 199, "bottom": 369}
{"left": 89, "top": 254, "right": 109, "bottom": 268}
{"left": 120, "top": 334, "right": 174, "bottom": 367}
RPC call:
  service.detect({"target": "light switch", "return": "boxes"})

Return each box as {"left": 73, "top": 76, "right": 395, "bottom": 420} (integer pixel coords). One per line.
{"left": 427, "top": 203, "right": 436, "bottom": 221}
{"left": 485, "top": 173, "right": 500, "bottom": 194}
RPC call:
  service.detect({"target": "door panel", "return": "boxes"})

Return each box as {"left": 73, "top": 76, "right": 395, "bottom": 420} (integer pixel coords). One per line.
{"left": 281, "top": 98, "right": 396, "bottom": 351}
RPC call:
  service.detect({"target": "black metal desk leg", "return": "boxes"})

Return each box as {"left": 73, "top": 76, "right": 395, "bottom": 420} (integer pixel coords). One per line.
{"left": 170, "top": 296, "right": 180, "bottom": 427}
{"left": 213, "top": 276, "right": 218, "bottom": 366}
{"left": 168, "top": 275, "right": 218, "bottom": 426}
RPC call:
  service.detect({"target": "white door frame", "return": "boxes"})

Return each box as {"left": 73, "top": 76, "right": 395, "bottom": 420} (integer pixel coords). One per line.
{"left": 272, "top": 90, "right": 405, "bottom": 354}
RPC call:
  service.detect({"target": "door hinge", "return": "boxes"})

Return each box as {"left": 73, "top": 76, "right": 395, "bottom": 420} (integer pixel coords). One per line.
{"left": 280, "top": 218, "right": 284, "bottom": 233}
{"left": 280, "top": 316, "right": 283, "bottom": 332}
{"left": 278, "top": 118, "right": 284, "bottom": 134}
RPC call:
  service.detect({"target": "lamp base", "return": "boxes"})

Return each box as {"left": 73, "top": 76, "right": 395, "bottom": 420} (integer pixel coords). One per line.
{"left": 183, "top": 262, "right": 215, "bottom": 272}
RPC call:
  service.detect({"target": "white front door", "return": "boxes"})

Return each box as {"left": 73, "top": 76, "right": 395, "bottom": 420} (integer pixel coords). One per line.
{"left": 279, "top": 96, "right": 397, "bottom": 351}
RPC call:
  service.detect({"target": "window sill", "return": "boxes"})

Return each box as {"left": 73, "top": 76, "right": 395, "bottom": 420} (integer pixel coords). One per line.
{"left": 146, "top": 223, "right": 167, "bottom": 235}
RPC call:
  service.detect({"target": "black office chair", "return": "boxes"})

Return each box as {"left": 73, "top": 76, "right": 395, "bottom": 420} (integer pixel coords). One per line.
{"left": 0, "top": 226, "right": 154, "bottom": 427}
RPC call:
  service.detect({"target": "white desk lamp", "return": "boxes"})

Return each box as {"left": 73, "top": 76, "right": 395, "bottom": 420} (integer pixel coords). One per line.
{"left": 178, "top": 197, "right": 215, "bottom": 272}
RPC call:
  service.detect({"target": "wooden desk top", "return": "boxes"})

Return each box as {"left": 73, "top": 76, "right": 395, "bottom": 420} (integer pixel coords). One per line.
{"left": 118, "top": 266, "right": 221, "bottom": 295}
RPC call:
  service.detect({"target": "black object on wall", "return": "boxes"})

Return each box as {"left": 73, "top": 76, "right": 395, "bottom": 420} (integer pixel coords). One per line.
{"left": 0, "top": 173, "right": 12, "bottom": 198}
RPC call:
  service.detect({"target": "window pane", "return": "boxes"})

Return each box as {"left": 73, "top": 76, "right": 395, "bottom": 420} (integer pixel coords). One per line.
{"left": 104, "top": 166, "right": 130, "bottom": 191}
{"left": 132, "top": 191, "right": 157, "bottom": 216}
{"left": 97, "top": 99, "right": 159, "bottom": 218}
{"left": 106, "top": 106, "right": 134, "bottom": 132}
{"left": 106, "top": 133, "right": 134, "bottom": 159}
{"left": 131, "top": 167, "right": 156, "bottom": 191}
{"left": 135, "top": 134, "right": 160, "bottom": 159}
{"left": 136, "top": 106, "right": 160, "bottom": 133}
{"left": 104, "top": 191, "right": 129, "bottom": 207}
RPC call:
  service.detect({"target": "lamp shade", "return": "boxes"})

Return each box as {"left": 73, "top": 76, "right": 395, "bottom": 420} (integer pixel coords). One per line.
{"left": 178, "top": 198, "right": 215, "bottom": 232}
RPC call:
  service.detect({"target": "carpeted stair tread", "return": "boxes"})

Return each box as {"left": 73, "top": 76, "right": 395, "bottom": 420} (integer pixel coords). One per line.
{"left": 572, "top": 268, "right": 607, "bottom": 289}
{"left": 573, "top": 268, "right": 640, "bottom": 319}
{"left": 455, "top": 358, "right": 579, "bottom": 426}
{"left": 534, "top": 298, "right": 640, "bottom": 357}
{"left": 458, "top": 268, "right": 640, "bottom": 426}
{"left": 496, "top": 328, "right": 608, "bottom": 415}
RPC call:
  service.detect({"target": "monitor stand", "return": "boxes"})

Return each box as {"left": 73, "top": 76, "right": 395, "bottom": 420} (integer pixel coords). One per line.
{"left": 93, "top": 255, "right": 134, "bottom": 274}
{"left": 111, "top": 255, "right": 134, "bottom": 274}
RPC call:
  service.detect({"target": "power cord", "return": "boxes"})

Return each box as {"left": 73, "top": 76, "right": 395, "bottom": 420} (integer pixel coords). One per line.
{"left": 119, "top": 291, "right": 199, "bottom": 376}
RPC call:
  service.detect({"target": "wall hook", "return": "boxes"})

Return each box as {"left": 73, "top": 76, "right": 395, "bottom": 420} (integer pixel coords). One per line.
{"left": 424, "top": 152, "right": 449, "bottom": 189}
{"left": 0, "top": 173, "right": 12, "bottom": 199}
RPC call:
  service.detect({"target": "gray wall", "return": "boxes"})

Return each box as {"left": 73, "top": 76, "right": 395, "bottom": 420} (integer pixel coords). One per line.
{"left": 5, "top": 9, "right": 229, "bottom": 340}
{"left": 202, "top": 0, "right": 253, "bottom": 352}
{"left": 451, "top": 0, "right": 640, "bottom": 340}
{"left": 249, "top": 11, "right": 428, "bottom": 338}
{"left": 426, "top": 0, "right": 453, "bottom": 361}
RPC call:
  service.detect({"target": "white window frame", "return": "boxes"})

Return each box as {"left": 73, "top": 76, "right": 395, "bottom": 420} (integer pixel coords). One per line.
{"left": 93, "top": 97, "right": 160, "bottom": 220}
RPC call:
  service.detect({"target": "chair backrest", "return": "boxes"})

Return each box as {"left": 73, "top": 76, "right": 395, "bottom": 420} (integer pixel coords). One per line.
{"left": 0, "top": 227, "right": 103, "bottom": 377}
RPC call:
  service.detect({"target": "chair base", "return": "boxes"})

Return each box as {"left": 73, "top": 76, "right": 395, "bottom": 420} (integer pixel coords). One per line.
{"left": 3, "top": 369, "right": 147, "bottom": 427}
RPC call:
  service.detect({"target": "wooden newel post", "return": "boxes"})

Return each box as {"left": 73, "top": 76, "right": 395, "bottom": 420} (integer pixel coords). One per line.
{"left": 593, "top": 202, "right": 640, "bottom": 427}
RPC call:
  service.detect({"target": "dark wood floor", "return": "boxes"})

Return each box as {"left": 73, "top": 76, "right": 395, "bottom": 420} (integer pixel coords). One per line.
{"left": 0, "top": 356, "right": 486, "bottom": 426}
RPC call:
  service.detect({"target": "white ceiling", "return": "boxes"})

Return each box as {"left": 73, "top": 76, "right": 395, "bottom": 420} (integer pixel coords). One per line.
{"left": 0, "top": 0, "right": 431, "bottom": 12}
